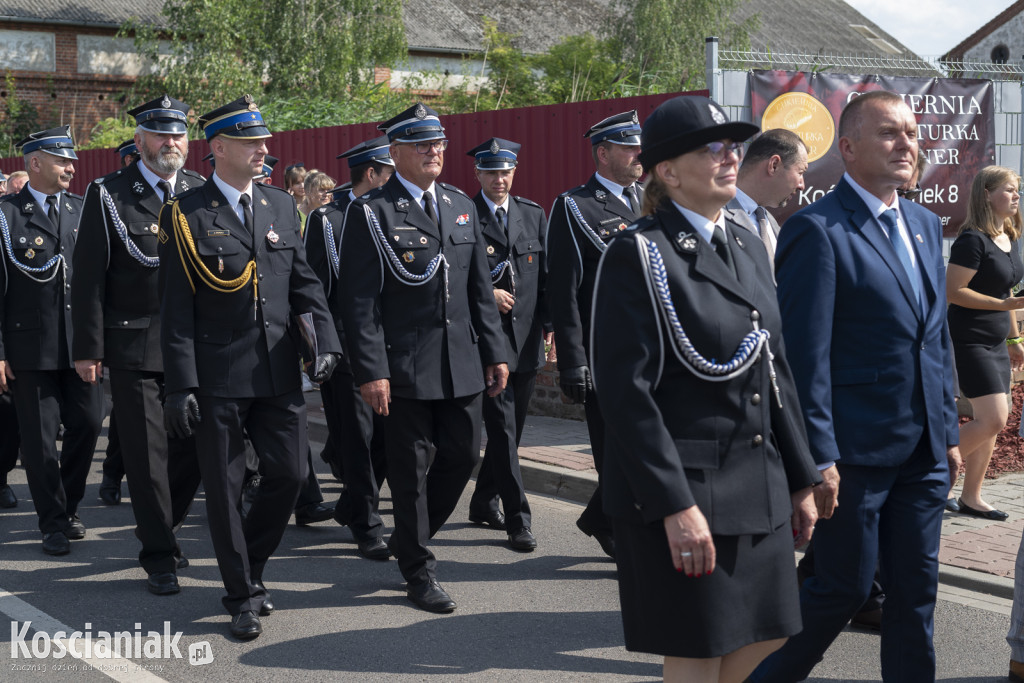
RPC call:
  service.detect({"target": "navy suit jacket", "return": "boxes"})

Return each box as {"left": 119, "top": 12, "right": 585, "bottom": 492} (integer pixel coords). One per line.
{"left": 775, "top": 177, "right": 958, "bottom": 470}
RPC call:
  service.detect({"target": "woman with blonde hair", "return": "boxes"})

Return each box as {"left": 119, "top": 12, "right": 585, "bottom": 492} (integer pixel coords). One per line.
{"left": 297, "top": 170, "right": 334, "bottom": 237}
{"left": 947, "top": 165, "right": 1024, "bottom": 520}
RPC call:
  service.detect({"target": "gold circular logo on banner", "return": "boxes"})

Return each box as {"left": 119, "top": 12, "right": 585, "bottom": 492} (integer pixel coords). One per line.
{"left": 761, "top": 92, "right": 835, "bottom": 163}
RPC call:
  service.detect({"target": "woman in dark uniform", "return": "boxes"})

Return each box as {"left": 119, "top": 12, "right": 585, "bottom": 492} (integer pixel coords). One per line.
{"left": 946, "top": 165, "right": 1024, "bottom": 521}
{"left": 590, "top": 96, "right": 820, "bottom": 682}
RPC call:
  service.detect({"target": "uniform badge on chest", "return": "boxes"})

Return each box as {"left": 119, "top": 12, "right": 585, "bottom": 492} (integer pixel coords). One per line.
{"left": 486, "top": 245, "right": 495, "bottom": 255}
{"left": 456, "top": 214, "right": 469, "bottom": 225}
{"left": 267, "top": 229, "right": 279, "bottom": 244}
{"left": 24, "top": 248, "right": 35, "bottom": 260}
{"left": 403, "top": 251, "right": 415, "bottom": 263}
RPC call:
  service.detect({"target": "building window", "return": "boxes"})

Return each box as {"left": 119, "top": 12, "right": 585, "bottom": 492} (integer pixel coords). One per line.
{"left": 991, "top": 44, "right": 1010, "bottom": 64}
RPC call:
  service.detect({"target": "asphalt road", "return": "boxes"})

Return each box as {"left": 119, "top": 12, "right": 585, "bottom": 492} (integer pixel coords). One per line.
{"left": 0, "top": 427, "right": 1015, "bottom": 682}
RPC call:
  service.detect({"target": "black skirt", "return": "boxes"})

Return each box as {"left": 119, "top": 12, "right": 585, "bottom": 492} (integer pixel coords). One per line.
{"left": 613, "top": 518, "right": 802, "bottom": 659}
{"left": 953, "top": 340, "right": 1010, "bottom": 398}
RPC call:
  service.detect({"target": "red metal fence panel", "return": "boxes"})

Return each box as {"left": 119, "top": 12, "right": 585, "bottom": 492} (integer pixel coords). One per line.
{"left": 1, "top": 91, "right": 706, "bottom": 212}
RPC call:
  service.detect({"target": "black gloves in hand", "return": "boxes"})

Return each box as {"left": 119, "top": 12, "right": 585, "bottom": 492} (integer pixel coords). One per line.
{"left": 309, "top": 353, "right": 340, "bottom": 384}
{"left": 559, "top": 365, "right": 592, "bottom": 404}
{"left": 164, "top": 391, "right": 201, "bottom": 440}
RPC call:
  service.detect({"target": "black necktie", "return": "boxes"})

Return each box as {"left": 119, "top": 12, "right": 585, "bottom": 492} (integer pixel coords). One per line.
{"left": 423, "top": 191, "right": 439, "bottom": 229}
{"left": 239, "top": 193, "right": 254, "bottom": 235}
{"left": 495, "top": 206, "right": 507, "bottom": 237}
{"left": 157, "top": 180, "right": 174, "bottom": 203}
{"left": 46, "top": 195, "right": 59, "bottom": 231}
{"left": 710, "top": 225, "right": 736, "bottom": 277}
{"left": 626, "top": 185, "right": 639, "bottom": 214}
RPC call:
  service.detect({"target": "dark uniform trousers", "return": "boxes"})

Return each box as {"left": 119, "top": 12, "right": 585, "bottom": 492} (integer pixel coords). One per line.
{"left": 1, "top": 186, "right": 103, "bottom": 534}
{"left": 306, "top": 200, "right": 387, "bottom": 538}
{"left": 160, "top": 180, "right": 340, "bottom": 615}
{"left": 547, "top": 175, "right": 640, "bottom": 537}
{"left": 467, "top": 192, "right": 548, "bottom": 531}
{"left": 0, "top": 391, "right": 19, "bottom": 484}
{"left": 338, "top": 176, "right": 506, "bottom": 586}
{"left": 72, "top": 163, "right": 205, "bottom": 572}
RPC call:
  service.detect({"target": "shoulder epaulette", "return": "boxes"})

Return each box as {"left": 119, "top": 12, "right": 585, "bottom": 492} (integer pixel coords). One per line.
{"left": 93, "top": 168, "right": 125, "bottom": 186}
{"left": 181, "top": 168, "right": 205, "bottom": 182}
{"left": 258, "top": 183, "right": 290, "bottom": 196}
{"left": 513, "top": 196, "right": 542, "bottom": 209}
{"left": 437, "top": 182, "right": 468, "bottom": 197}
{"left": 631, "top": 215, "right": 658, "bottom": 232}
{"left": 66, "top": 191, "right": 83, "bottom": 200}
{"left": 559, "top": 185, "right": 586, "bottom": 198}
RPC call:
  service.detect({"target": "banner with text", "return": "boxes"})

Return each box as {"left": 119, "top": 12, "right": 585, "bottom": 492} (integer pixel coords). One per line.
{"left": 748, "top": 71, "right": 994, "bottom": 236}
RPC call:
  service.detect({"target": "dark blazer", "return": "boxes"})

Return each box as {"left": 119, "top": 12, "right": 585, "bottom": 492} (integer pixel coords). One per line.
{"left": 474, "top": 192, "right": 547, "bottom": 373}
{"left": 337, "top": 174, "right": 505, "bottom": 400}
{"left": 304, "top": 193, "right": 354, "bottom": 371}
{"left": 776, "top": 177, "right": 958, "bottom": 469}
{"left": 158, "top": 180, "right": 340, "bottom": 398}
{"left": 547, "top": 174, "right": 641, "bottom": 369}
{"left": 0, "top": 186, "right": 83, "bottom": 370}
{"left": 72, "top": 162, "right": 205, "bottom": 371}
{"left": 726, "top": 196, "right": 781, "bottom": 240}
{"left": 592, "top": 205, "right": 819, "bottom": 535}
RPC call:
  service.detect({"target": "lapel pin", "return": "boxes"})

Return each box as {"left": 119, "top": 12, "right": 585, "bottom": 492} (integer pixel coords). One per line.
{"left": 594, "top": 189, "right": 606, "bottom": 200}
{"left": 528, "top": 254, "right": 534, "bottom": 263}
{"left": 24, "top": 202, "right": 33, "bottom": 212}
{"left": 65, "top": 202, "right": 72, "bottom": 212}
{"left": 266, "top": 230, "right": 279, "bottom": 244}
{"left": 734, "top": 235, "right": 744, "bottom": 248}
{"left": 149, "top": 224, "right": 159, "bottom": 234}
{"left": 397, "top": 197, "right": 409, "bottom": 209}
{"left": 393, "top": 234, "right": 400, "bottom": 242}
{"left": 403, "top": 251, "right": 415, "bottom": 263}
{"left": 915, "top": 234, "right": 923, "bottom": 243}
{"left": 132, "top": 182, "right": 145, "bottom": 195}
{"left": 181, "top": 180, "right": 190, "bottom": 191}
{"left": 34, "top": 236, "right": 44, "bottom": 246}
{"left": 678, "top": 233, "right": 698, "bottom": 252}
{"left": 486, "top": 245, "right": 495, "bottom": 255}
{"left": 25, "top": 248, "right": 35, "bottom": 259}
{"left": 618, "top": 223, "right": 627, "bottom": 231}
{"left": 441, "top": 194, "right": 452, "bottom": 206}
{"left": 260, "top": 198, "right": 268, "bottom": 206}
{"left": 211, "top": 200, "right": 219, "bottom": 208}
{"left": 420, "top": 236, "right": 428, "bottom": 245}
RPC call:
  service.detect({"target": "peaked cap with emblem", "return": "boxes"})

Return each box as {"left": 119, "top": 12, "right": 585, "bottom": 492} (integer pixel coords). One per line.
{"left": 639, "top": 95, "right": 759, "bottom": 171}
{"left": 128, "top": 94, "right": 190, "bottom": 134}
{"left": 338, "top": 135, "right": 395, "bottom": 167}
{"left": 18, "top": 125, "right": 77, "bottom": 159}
{"left": 256, "top": 154, "right": 279, "bottom": 179}
{"left": 584, "top": 110, "right": 641, "bottom": 146}
{"left": 466, "top": 137, "right": 520, "bottom": 170}
{"left": 378, "top": 102, "right": 445, "bottom": 143}
{"left": 199, "top": 94, "right": 272, "bottom": 140}
{"left": 116, "top": 139, "right": 139, "bottom": 161}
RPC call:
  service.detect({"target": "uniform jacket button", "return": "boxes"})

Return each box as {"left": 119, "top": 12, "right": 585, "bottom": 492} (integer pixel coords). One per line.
{"left": 751, "top": 393, "right": 761, "bottom": 405}
{"left": 750, "top": 310, "right": 760, "bottom": 321}
{"left": 265, "top": 322, "right": 271, "bottom": 328}
{"left": 752, "top": 434, "right": 764, "bottom": 447}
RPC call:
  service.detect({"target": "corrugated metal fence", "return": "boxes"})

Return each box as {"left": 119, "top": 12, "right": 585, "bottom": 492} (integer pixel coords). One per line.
{"left": 0, "top": 91, "right": 704, "bottom": 211}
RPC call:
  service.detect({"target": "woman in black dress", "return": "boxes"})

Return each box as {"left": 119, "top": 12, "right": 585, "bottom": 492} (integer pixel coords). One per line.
{"left": 590, "top": 96, "right": 820, "bottom": 682}
{"left": 947, "top": 165, "right": 1024, "bottom": 520}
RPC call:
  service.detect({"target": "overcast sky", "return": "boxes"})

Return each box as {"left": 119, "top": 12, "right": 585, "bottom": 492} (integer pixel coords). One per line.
{"left": 845, "top": 0, "right": 1014, "bottom": 58}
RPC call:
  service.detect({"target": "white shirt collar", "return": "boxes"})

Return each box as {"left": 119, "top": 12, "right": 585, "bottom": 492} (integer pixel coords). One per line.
{"left": 211, "top": 172, "right": 252, "bottom": 210}
{"left": 671, "top": 201, "right": 726, "bottom": 246}
{"left": 137, "top": 160, "right": 177, "bottom": 195}
{"left": 394, "top": 171, "right": 437, "bottom": 206}
{"left": 733, "top": 186, "right": 759, "bottom": 219}
{"left": 480, "top": 193, "right": 510, "bottom": 217}
{"left": 843, "top": 172, "right": 900, "bottom": 221}
{"left": 594, "top": 173, "right": 634, "bottom": 208}
{"left": 26, "top": 183, "right": 58, "bottom": 211}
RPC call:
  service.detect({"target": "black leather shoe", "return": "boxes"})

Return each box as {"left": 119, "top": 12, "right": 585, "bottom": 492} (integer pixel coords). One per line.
{"left": 507, "top": 527, "right": 538, "bottom": 552}
{"left": 229, "top": 611, "right": 262, "bottom": 640}
{"left": 576, "top": 519, "right": 615, "bottom": 559}
{"left": 255, "top": 582, "right": 273, "bottom": 616}
{"left": 944, "top": 497, "right": 960, "bottom": 513}
{"left": 294, "top": 503, "right": 334, "bottom": 526}
{"left": 42, "top": 532, "right": 70, "bottom": 555}
{"left": 65, "top": 515, "right": 86, "bottom": 540}
{"left": 850, "top": 607, "right": 882, "bottom": 631}
{"left": 958, "top": 499, "right": 1009, "bottom": 521}
{"left": 99, "top": 476, "right": 121, "bottom": 506}
{"left": 176, "top": 554, "right": 189, "bottom": 570}
{"left": 357, "top": 537, "right": 391, "bottom": 561}
{"left": 147, "top": 572, "right": 180, "bottom": 596}
{"left": 406, "top": 579, "right": 456, "bottom": 613}
{"left": 0, "top": 483, "right": 16, "bottom": 508}
{"left": 468, "top": 509, "right": 506, "bottom": 531}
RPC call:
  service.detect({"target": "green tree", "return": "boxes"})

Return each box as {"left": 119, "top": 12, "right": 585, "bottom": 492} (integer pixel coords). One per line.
{"left": 611, "top": 0, "right": 758, "bottom": 91}
{"left": 121, "top": 0, "right": 406, "bottom": 121}
{"left": 0, "top": 72, "right": 40, "bottom": 157}
{"left": 79, "top": 117, "right": 137, "bottom": 151}
{"left": 535, "top": 34, "right": 628, "bottom": 102}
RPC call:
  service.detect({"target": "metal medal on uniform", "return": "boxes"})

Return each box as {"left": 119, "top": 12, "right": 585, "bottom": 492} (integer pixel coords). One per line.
{"left": 419, "top": 236, "right": 428, "bottom": 245}
{"left": 25, "top": 248, "right": 35, "bottom": 259}
{"left": 915, "top": 234, "right": 924, "bottom": 243}
{"left": 65, "top": 202, "right": 72, "bottom": 212}
{"left": 397, "top": 197, "right": 409, "bottom": 209}
{"left": 132, "top": 181, "right": 145, "bottom": 195}
{"left": 456, "top": 214, "right": 469, "bottom": 225}
{"left": 260, "top": 198, "right": 267, "bottom": 206}
{"left": 486, "top": 245, "right": 495, "bottom": 255}
{"left": 441, "top": 194, "right": 451, "bottom": 206}
{"left": 734, "top": 234, "right": 744, "bottom": 248}
{"left": 218, "top": 256, "right": 224, "bottom": 273}
{"left": 402, "top": 251, "right": 415, "bottom": 263}
{"left": 594, "top": 189, "right": 606, "bottom": 200}
{"left": 618, "top": 223, "right": 627, "bottom": 231}
{"left": 180, "top": 180, "right": 189, "bottom": 191}
{"left": 393, "top": 235, "right": 400, "bottom": 242}
{"left": 267, "top": 229, "right": 279, "bottom": 244}
{"left": 24, "top": 203, "right": 33, "bottom": 212}
{"left": 678, "top": 232, "right": 698, "bottom": 253}
{"left": 211, "top": 200, "right": 219, "bottom": 208}
{"left": 34, "top": 236, "right": 43, "bottom": 246}
{"left": 149, "top": 224, "right": 159, "bottom": 234}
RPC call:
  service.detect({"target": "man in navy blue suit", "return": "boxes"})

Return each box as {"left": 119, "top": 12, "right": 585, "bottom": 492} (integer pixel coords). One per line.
{"left": 750, "top": 90, "right": 961, "bottom": 681}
